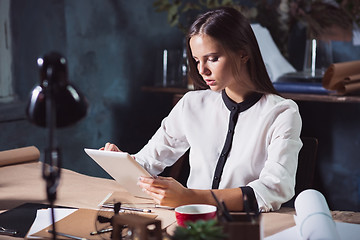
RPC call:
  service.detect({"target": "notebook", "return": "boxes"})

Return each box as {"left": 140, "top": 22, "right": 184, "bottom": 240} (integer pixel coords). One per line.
{"left": 84, "top": 148, "right": 152, "bottom": 199}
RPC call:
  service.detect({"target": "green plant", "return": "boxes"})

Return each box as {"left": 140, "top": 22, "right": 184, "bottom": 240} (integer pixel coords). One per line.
{"left": 289, "top": 0, "right": 358, "bottom": 41}
{"left": 152, "top": 0, "right": 290, "bottom": 58}
{"left": 153, "top": 0, "right": 360, "bottom": 60}
{"left": 153, "top": 0, "right": 257, "bottom": 33}
{"left": 171, "top": 219, "right": 227, "bottom": 240}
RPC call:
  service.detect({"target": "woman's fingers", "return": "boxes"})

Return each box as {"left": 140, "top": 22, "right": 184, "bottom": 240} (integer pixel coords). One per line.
{"left": 141, "top": 188, "right": 163, "bottom": 205}
{"left": 101, "top": 142, "right": 121, "bottom": 152}
{"left": 137, "top": 176, "right": 189, "bottom": 207}
{"left": 138, "top": 176, "right": 171, "bottom": 188}
{"left": 105, "top": 142, "right": 112, "bottom": 150}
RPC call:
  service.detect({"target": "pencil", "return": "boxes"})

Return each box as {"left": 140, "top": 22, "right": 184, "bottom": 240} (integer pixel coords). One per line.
{"left": 90, "top": 227, "right": 113, "bottom": 235}
{"left": 102, "top": 204, "right": 152, "bottom": 213}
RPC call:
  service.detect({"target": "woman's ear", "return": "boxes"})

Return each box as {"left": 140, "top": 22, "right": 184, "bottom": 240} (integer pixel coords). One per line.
{"left": 241, "top": 55, "right": 249, "bottom": 63}
{"left": 239, "top": 50, "right": 249, "bottom": 63}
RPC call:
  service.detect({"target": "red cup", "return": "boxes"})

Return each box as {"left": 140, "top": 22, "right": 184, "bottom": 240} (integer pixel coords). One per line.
{"left": 175, "top": 204, "right": 217, "bottom": 227}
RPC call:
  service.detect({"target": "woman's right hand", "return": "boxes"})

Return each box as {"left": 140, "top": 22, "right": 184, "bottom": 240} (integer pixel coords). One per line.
{"left": 99, "top": 142, "right": 121, "bottom": 152}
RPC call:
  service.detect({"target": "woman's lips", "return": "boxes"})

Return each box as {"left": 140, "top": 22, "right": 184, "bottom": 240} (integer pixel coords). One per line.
{"left": 205, "top": 79, "right": 215, "bottom": 86}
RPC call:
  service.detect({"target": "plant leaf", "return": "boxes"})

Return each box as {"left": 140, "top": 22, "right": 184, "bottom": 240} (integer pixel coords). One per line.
{"left": 172, "top": 219, "right": 226, "bottom": 240}
{"left": 153, "top": 0, "right": 171, "bottom": 12}
{"left": 182, "top": 3, "right": 202, "bottom": 13}
{"left": 168, "top": 4, "right": 180, "bottom": 27}
{"left": 221, "top": 0, "right": 234, "bottom": 6}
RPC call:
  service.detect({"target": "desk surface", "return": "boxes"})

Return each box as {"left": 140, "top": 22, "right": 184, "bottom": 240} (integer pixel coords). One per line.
{"left": 0, "top": 162, "right": 359, "bottom": 239}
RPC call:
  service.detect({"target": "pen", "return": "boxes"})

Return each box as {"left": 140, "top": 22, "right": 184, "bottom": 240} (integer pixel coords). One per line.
{"left": 90, "top": 227, "right": 113, "bottom": 235}
{"left": 0, "top": 226, "right": 17, "bottom": 236}
{"left": 210, "top": 190, "right": 233, "bottom": 222}
{"left": 102, "top": 204, "right": 152, "bottom": 213}
{"left": 48, "top": 230, "right": 88, "bottom": 240}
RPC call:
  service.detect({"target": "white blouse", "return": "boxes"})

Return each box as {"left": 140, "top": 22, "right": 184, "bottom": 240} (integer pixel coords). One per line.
{"left": 134, "top": 89, "right": 302, "bottom": 212}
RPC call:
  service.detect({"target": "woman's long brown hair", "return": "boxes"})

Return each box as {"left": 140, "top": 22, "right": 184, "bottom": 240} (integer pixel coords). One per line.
{"left": 186, "top": 7, "right": 278, "bottom": 95}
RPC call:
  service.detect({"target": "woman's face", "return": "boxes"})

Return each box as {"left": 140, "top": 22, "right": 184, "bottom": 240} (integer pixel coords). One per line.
{"left": 189, "top": 34, "right": 237, "bottom": 92}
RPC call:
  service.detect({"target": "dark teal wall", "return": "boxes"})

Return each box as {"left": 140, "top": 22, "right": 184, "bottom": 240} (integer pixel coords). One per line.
{"left": 3, "top": 0, "right": 181, "bottom": 178}
{"left": 298, "top": 102, "right": 360, "bottom": 211}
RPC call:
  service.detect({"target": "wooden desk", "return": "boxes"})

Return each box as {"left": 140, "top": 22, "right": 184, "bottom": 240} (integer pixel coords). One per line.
{"left": 1, "top": 162, "right": 359, "bottom": 239}
{"left": 0, "top": 162, "right": 174, "bottom": 239}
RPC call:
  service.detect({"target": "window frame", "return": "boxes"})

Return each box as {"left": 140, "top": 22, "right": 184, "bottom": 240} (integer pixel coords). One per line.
{"left": 0, "top": 0, "right": 14, "bottom": 103}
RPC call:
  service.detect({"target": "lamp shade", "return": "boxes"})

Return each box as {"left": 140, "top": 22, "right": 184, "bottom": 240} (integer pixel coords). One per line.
{"left": 26, "top": 52, "right": 88, "bottom": 128}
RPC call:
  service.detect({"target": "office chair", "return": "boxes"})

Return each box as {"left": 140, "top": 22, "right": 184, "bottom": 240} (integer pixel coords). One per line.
{"left": 283, "top": 136, "right": 319, "bottom": 207}
{"left": 160, "top": 151, "right": 190, "bottom": 187}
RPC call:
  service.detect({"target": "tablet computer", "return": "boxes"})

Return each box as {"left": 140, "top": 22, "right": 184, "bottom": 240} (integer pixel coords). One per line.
{"left": 84, "top": 148, "right": 152, "bottom": 199}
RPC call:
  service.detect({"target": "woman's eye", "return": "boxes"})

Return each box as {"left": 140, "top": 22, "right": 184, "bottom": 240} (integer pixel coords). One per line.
{"left": 209, "top": 57, "right": 219, "bottom": 62}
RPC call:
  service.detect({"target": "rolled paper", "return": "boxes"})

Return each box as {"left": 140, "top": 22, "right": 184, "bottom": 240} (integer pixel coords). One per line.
{"left": 322, "top": 60, "right": 360, "bottom": 94}
{"left": 294, "top": 189, "right": 340, "bottom": 240}
{"left": 338, "top": 73, "right": 360, "bottom": 94}
{"left": 0, "top": 146, "right": 40, "bottom": 167}
{"left": 339, "top": 81, "right": 360, "bottom": 95}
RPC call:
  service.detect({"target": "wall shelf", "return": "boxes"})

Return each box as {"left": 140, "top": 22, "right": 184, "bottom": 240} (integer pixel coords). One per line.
{"left": 142, "top": 86, "right": 360, "bottom": 104}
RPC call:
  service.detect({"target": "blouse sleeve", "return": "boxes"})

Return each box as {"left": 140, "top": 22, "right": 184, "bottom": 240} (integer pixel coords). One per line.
{"left": 248, "top": 99, "right": 303, "bottom": 212}
{"left": 134, "top": 94, "right": 191, "bottom": 176}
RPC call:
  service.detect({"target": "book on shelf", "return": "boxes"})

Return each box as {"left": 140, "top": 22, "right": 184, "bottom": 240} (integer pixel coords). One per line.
{"left": 273, "top": 82, "right": 334, "bottom": 95}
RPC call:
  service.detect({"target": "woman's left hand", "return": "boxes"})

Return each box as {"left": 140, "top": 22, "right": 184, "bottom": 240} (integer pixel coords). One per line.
{"left": 137, "top": 176, "right": 192, "bottom": 207}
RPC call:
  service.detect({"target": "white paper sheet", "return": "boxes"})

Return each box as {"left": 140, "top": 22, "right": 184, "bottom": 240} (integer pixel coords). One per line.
{"left": 265, "top": 189, "right": 360, "bottom": 240}
{"left": 251, "top": 24, "right": 296, "bottom": 82}
{"left": 26, "top": 208, "right": 77, "bottom": 239}
{"left": 353, "top": 23, "right": 360, "bottom": 46}
{"left": 265, "top": 222, "right": 360, "bottom": 240}
{"left": 294, "top": 189, "right": 340, "bottom": 240}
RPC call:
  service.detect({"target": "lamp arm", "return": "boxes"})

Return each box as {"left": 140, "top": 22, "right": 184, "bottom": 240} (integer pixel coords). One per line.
{"left": 42, "top": 66, "right": 61, "bottom": 240}
{"left": 42, "top": 65, "right": 61, "bottom": 201}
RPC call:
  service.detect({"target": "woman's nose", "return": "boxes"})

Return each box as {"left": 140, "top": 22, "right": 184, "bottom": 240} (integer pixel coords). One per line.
{"left": 198, "top": 62, "right": 210, "bottom": 75}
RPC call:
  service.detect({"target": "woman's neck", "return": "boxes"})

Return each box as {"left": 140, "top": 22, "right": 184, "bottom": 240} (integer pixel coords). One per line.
{"left": 224, "top": 87, "right": 252, "bottom": 103}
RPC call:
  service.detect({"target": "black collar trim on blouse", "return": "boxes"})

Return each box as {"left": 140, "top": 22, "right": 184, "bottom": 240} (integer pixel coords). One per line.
{"left": 221, "top": 90, "right": 263, "bottom": 113}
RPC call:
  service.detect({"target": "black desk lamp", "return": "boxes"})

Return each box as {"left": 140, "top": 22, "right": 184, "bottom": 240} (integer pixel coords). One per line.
{"left": 26, "top": 52, "right": 88, "bottom": 239}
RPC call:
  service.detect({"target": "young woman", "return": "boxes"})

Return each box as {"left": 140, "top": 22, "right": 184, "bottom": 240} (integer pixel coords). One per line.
{"left": 102, "top": 7, "right": 302, "bottom": 212}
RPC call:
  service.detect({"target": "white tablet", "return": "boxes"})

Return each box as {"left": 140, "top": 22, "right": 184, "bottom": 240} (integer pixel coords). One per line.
{"left": 84, "top": 148, "right": 152, "bottom": 199}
